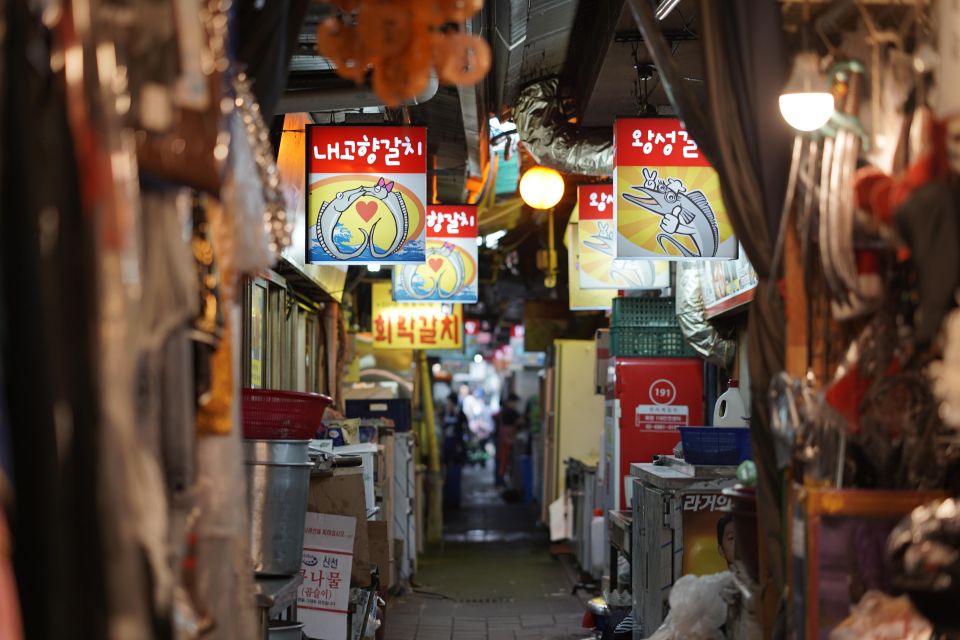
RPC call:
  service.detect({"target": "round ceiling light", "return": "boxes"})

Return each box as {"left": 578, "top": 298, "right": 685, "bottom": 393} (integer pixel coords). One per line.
{"left": 519, "top": 166, "right": 565, "bottom": 210}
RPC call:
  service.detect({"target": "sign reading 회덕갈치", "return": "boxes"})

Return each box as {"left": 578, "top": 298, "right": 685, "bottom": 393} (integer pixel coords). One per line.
{"left": 298, "top": 512, "right": 356, "bottom": 640}
{"left": 307, "top": 126, "right": 427, "bottom": 265}
{"left": 578, "top": 184, "right": 670, "bottom": 289}
{"left": 614, "top": 118, "right": 737, "bottom": 260}
{"left": 392, "top": 205, "right": 479, "bottom": 303}
{"left": 372, "top": 281, "right": 462, "bottom": 350}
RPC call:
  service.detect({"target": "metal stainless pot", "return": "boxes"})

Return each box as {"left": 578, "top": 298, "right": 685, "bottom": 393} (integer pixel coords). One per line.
{"left": 267, "top": 620, "right": 305, "bottom": 639}
{"left": 245, "top": 439, "right": 313, "bottom": 576}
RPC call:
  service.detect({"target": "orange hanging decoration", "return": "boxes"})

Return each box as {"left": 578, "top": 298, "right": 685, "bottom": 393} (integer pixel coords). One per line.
{"left": 437, "top": 0, "right": 484, "bottom": 23}
{"left": 317, "top": 0, "right": 488, "bottom": 104}
{"left": 437, "top": 32, "right": 491, "bottom": 86}
{"left": 358, "top": 3, "right": 413, "bottom": 60}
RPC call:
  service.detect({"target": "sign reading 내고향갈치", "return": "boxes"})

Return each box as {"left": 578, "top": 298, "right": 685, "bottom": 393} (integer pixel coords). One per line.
{"left": 392, "top": 205, "right": 479, "bottom": 303}
{"left": 614, "top": 118, "right": 737, "bottom": 260}
{"left": 307, "top": 126, "right": 427, "bottom": 265}
{"left": 372, "top": 281, "right": 463, "bottom": 350}
{"left": 577, "top": 184, "right": 670, "bottom": 290}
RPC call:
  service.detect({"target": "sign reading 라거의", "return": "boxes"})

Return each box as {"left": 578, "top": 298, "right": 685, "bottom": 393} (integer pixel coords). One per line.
{"left": 306, "top": 126, "right": 427, "bottom": 265}
{"left": 614, "top": 118, "right": 737, "bottom": 261}
{"left": 372, "top": 281, "right": 462, "bottom": 350}
{"left": 578, "top": 184, "right": 670, "bottom": 289}
{"left": 392, "top": 205, "right": 479, "bottom": 303}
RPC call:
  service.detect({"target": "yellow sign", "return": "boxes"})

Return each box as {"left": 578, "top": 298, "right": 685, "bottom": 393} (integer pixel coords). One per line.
{"left": 565, "top": 222, "right": 617, "bottom": 311}
{"left": 371, "top": 282, "right": 463, "bottom": 350}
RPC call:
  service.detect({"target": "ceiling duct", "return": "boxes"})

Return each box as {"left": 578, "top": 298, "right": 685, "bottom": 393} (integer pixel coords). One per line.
{"left": 492, "top": 0, "right": 528, "bottom": 113}
{"left": 676, "top": 263, "right": 736, "bottom": 368}
{"left": 274, "top": 70, "right": 438, "bottom": 114}
{"left": 514, "top": 77, "right": 613, "bottom": 176}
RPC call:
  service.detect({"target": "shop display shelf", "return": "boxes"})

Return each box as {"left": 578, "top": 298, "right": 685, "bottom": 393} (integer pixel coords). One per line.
{"left": 611, "top": 296, "right": 677, "bottom": 328}
{"left": 609, "top": 326, "right": 695, "bottom": 358}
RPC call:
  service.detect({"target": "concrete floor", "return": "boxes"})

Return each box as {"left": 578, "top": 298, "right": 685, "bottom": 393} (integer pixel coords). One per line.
{"left": 384, "top": 464, "right": 591, "bottom": 640}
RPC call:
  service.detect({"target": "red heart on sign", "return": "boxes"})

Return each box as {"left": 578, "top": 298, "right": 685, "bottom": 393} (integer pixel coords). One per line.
{"left": 428, "top": 257, "right": 444, "bottom": 272}
{"left": 356, "top": 200, "right": 378, "bottom": 222}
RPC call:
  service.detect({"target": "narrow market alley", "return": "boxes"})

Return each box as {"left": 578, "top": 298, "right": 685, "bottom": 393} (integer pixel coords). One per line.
{"left": 384, "top": 464, "right": 589, "bottom": 640}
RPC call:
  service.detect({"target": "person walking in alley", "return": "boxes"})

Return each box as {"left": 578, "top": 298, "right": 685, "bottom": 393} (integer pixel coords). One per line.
{"left": 441, "top": 392, "right": 469, "bottom": 509}
{"left": 495, "top": 393, "right": 522, "bottom": 488}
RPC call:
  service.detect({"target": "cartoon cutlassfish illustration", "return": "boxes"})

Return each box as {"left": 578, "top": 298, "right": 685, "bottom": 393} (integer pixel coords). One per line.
{"left": 621, "top": 168, "right": 719, "bottom": 258}
{"left": 583, "top": 221, "right": 658, "bottom": 288}
{"left": 400, "top": 242, "right": 466, "bottom": 299}
{"left": 316, "top": 177, "right": 410, "bottom": 260}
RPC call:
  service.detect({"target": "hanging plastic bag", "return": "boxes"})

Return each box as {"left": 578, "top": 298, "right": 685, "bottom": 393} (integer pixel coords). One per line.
{"left": 220, "top": 111, "right": 274, "bottom": 275}
{"left": 828, "top": 591, "right": 932, "bottom": 640}
{"left": 647, "top": 573, "right": 732, "bottom": 640}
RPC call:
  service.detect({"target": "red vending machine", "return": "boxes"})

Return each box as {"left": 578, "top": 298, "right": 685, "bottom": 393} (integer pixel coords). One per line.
{"left": 601, "top": 357, "right": 704, "bottom": 511}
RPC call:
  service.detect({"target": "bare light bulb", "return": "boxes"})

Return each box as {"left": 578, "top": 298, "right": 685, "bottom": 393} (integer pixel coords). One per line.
{"left": 779, "top": 52, "right": 834, "bottom": 132}
{"left": 519, "top": 166, "right": 565, "bottom": 210}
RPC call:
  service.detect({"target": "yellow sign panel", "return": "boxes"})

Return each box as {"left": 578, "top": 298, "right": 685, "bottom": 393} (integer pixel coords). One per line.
{"left": 615, "top": 165, "right": 737, "bottom": 259}
{"left": 565, "top": 221, "right": 617, "bottom": 311}
{"left": 371, "top": 282, "right": 463, "bottom": 350}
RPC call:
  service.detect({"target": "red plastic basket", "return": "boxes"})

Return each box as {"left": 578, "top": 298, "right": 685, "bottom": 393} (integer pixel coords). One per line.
{"left": 241, "top": 389, "right": 333, "bottom": 440}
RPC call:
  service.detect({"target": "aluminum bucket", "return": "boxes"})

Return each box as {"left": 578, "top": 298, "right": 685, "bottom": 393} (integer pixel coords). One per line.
{"left": 267, "top": 620, "right": 305, "bottom": 639}
{"left": 245, "top": 439, "right": 313, "bottom": 576}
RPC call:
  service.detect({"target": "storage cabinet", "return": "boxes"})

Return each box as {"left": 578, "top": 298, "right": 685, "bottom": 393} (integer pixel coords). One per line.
{"left": 630, "top": 461, "right": 736, "bottom": 638}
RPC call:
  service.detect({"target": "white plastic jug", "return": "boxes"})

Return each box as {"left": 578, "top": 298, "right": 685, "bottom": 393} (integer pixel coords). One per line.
{"left": 714, "top": 379, "right": 749, "bottom": 426}
{"left": 590, "top": 508, "right": 606, "bottom": 576}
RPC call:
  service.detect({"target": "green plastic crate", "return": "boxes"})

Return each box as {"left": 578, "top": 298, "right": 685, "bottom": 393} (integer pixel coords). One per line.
{"left": 609, "top": 326, "right": 697, "bottom": 358}
{"left": 611, "top": 296, "right": 677, "bottom": 328}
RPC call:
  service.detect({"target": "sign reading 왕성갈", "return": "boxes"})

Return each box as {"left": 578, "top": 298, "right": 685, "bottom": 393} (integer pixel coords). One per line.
{"left": 372, "top": 282, "right": 462, "bottom": 350}
{"left": 306, "top": 126, "right": 427, "bottom": 265}
{"left": 392, "top": 205, "right": 479, "bottom": 303}
{"left": 577, "top": 184, "right": 670, "bottom": 289}
{"left": 614, "top": 118, "right": 737, "bottom": 260}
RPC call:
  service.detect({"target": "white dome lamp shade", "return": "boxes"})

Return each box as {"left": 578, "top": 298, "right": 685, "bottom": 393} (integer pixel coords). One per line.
{"left": 779, "top": 51, "right": 834, "bottom": 132}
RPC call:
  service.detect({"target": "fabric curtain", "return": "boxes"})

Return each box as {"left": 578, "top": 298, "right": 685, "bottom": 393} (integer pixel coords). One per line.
{"left": 628, "top": 0, "right": 793, "bottom": 635}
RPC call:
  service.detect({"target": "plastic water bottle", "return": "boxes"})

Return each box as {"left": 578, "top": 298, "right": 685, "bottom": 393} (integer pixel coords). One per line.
{"left": 714, "top": 379, "right": 749, "bottom": 426}
{"left": 590, "top": 508, "right": 606, "bottom": 576}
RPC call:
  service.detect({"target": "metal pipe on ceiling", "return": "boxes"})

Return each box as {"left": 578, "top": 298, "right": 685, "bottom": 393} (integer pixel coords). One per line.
{"left": 513, "top": 77, "right": 614, "bottom": 176}
{"left": 273, "top": 72, "right": 439, "bottom": 114}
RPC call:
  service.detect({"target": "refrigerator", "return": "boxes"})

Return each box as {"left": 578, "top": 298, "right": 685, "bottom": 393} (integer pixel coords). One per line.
{"left": 600, "top": 357, "right": 704, "bottom": 513}
{"left": 544, "top": 340, "right": 605, "bottom": 510}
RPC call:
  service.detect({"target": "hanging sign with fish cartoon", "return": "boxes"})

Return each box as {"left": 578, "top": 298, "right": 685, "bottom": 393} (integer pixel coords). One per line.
{"left": 578, "top": 184, "right": 670, "bottom": 289}
{"left": 307, "top": 125, "right": 427, "bottom": 264}
{"left": 614, "top": 118, "right": 738, "bottom": 260}
{"left": 393, "top": 205, "right": 479, "bottom": 303}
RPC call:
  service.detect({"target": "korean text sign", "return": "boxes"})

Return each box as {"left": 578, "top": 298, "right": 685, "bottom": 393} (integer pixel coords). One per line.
{"left": 577, "top": 184, "right": 670, "bottom": 289}
{"left": 393, "top": 205, "right": 479, "bottom": 303}
{"left": 372, "top": 281, "right": 462, "bottom": 350}
{"left": 307, "top": 125, "right": 427, "bottom": 264}
{"left": 614, "top": 118, "right": 737, "bottom": 260}
{"left": 298, "top": 512, "right": 357, "bottom": 640}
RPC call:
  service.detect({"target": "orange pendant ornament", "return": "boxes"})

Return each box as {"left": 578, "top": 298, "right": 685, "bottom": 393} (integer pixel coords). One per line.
{"left": 316, "top": 0, "right": 491, "bottom": 105}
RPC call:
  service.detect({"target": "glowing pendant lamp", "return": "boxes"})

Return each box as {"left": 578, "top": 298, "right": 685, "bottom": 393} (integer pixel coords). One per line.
{"left": 779, "top": 51, "right": 834, "bottom": 132}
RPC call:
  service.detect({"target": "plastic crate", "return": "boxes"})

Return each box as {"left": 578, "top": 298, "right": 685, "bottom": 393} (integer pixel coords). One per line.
{"left": 242, "top": 389, "right": 333, "bottom": 440}
{"left": 345, "top": 398, "right": 412, "bottom": 432}
{"left": 612, "top": 296, "right": 677, "bottom": 328}
{"left": 609, "top": 326, "right": 696, "bottom": 357}
{"left": 678, "top": 426, "right": 752, "bottom": 466}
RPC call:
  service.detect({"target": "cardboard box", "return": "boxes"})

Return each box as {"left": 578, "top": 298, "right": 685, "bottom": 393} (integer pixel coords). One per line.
{"left": 308, "top": 467, "right": 371, "bottom": 587}
{"left": 367, "top": 521, "right": 393, "bottom": 587}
